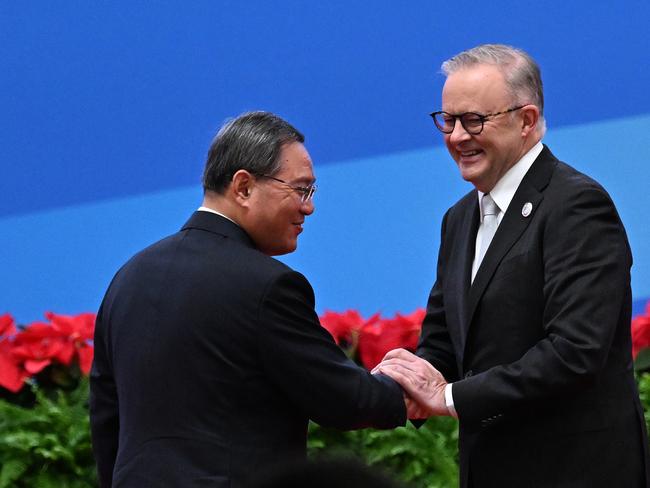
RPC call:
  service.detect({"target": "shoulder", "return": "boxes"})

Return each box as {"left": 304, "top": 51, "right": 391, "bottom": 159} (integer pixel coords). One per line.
{"left": 218, "top": 244, "right": 314, "bottom": 304}
{"left": 550, "top": 159, "right": 606, "bottom": 193}
{"left": 109, "top": 225, "right": 307, "bottom": 295}
{"left": 545, "top": 158, "right": 619, "bottom": 214}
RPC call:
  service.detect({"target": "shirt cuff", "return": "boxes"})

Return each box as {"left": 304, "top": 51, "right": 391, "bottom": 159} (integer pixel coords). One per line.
{"left": 445, "top": 383, "right": 458, "bottom": 418}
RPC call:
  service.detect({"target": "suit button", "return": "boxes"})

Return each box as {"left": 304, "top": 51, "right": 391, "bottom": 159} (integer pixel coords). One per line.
{"left": 464, "top": 370, "right": 474, "bottom": 378}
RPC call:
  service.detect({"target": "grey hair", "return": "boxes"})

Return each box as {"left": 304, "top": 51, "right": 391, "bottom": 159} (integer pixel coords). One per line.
{"left": 202, "top": 111, "right": 305, "bottom": 193}
{"left": 442, "top": 44, "right": 546, "bottom": 135}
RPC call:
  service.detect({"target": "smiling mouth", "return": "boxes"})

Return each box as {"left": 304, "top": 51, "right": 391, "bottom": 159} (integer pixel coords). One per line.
{"left": 460, "top": 149, "right": 482, "bottom": 157}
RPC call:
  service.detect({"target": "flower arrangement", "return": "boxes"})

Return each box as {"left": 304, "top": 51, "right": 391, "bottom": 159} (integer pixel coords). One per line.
{"left": 0, "top": 308, "right": 425, "bottom": 395}
{"left": 320, "top": 308, "right": 424, "bottom": 370}
{"left": 1, "top": 303, "right": 650, "bottom": 488}
{"left": 0, "top": 312, "right": 94, "bottom": 395}
{"left": 0, "top": 312, "right": 96, "bottom": 488}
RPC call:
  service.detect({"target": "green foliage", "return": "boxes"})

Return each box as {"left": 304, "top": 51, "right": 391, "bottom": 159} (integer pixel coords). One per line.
{"left": 308, "top": 417, "right": 459, "bottom": 488}
{"left": 5, "top": 373, "right": 650, "bottom": 487}
{"left": 636, "top": 349, "right": 650, "bottom": 373}
{"left": 0, "top": 378, "right": 96, "bottom": 488}
{"left": 637, "top": 372, "right": 650, "bottom": 434}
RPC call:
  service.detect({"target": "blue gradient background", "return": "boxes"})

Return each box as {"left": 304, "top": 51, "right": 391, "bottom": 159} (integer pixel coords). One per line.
{"left": 2, "top": 2, "right": 649, "bottom": 322}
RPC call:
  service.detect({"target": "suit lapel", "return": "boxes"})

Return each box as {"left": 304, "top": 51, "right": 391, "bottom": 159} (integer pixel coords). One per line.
{"left": 455, "top": 199, "right": 480, "bottom": 355}
{"left": 463, "top": 146, "right": 557, "bottom": 344}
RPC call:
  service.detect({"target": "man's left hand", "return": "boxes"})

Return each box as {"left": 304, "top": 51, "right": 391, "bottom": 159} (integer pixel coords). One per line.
{"left": 372, "top": 348, "right": 449, "bottom": 418}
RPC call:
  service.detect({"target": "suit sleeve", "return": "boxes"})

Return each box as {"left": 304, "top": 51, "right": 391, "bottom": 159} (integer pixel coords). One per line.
{"left": 417, "top": 209, "right": 461, "bottom": 382}
{"left": 89, "top": 302, "right": 119, "bottom": 488}
{"left": 452, "top": 184, "right": 632, "bottom": 424}
{"left": 257, "top": 270, "right": 406, "bottom": 430}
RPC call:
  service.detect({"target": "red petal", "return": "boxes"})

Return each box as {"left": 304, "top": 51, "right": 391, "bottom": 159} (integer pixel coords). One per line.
{"left": 24, "top": 358, "right": 51, "bottom": 374}
{"left": 0, "top": 314, "right": 17, "bottom": 337}
{"left": 0, "top": 340, "right": 26, "bottom": 392}
{"left": 55, "top": 343, "right": 76, "bottom": 365}
{"left": 320, "top": 310, "right": 365, "bottom": 345}
{"left": 15, "top": 322, "right": 59, "bottom": 342}
{"left": 46, "top": 311, "right": 96, "bottom": 340}
{"left": 77, "top": 345, "right": 94, "bottom": 375}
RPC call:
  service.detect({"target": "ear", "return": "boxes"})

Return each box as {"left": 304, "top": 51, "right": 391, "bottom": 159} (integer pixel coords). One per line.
{"left": 520, "top": 104, "right": 540, "bottom": 137}
{"left": 230, "top": 169, "right": 255, "bottom": 206}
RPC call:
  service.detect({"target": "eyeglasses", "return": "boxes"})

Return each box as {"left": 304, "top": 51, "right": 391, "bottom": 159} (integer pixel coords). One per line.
{"left": 429, "top": 105, "right": 527, "bottom": 135}
{"left": 258, "top": 175, "right": 317, "bottom": 203}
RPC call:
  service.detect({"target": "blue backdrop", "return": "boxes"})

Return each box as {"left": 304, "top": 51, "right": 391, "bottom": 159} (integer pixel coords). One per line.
{"left": 1, "top": 1, "right": 649, "bottom": 323}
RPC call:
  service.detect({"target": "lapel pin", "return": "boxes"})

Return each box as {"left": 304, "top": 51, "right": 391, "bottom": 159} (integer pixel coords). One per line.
{"left": 521, "top": 202, "right": 533, "bottom": 217}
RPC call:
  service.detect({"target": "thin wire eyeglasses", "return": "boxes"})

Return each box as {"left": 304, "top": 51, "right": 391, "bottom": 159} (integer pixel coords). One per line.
{"left": 429, "top": 105, "right": 528, "bottom": 135}
{"left": 258, "top": 175, "right": 317, "bottom": 203}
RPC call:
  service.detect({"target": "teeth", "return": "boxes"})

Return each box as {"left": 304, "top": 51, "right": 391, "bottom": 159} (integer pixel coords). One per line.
{"left": 461, "top": 150, "right": 480, "bottom": 156}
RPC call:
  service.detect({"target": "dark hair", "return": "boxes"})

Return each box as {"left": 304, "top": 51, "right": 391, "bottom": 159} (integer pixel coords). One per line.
{"left": 202, "top": 111, "right": 305, "bottom": 193}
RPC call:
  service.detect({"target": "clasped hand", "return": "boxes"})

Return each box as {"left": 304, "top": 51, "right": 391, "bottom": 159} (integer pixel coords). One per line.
{"left": 372, "top": 348, "right": 450, "bottom": 419}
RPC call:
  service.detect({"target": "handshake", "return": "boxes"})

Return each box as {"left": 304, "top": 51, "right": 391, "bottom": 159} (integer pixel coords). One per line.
{"left": 372, "top": 348, "right": 452, "bottom": 420}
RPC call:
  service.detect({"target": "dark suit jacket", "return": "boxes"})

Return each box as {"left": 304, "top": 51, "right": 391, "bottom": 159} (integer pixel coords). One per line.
{"left": 90, "top": 211, "right": 405, "bottom": 487}
{"left": 418, "top": 146, "right": 649, "bottom": 487}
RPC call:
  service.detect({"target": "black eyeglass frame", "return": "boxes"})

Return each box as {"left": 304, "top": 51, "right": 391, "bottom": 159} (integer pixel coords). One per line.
{"left": 429, "top": 105, "right": 528, "bottom": 135}
{"left": 258, "top": 174, "right": 317, "bottom": 203}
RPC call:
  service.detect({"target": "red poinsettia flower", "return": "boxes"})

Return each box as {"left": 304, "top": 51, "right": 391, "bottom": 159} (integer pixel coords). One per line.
{"left": 320, "top": 310, "right": 366, "bottom": 348}
{"left": 11, "top": 312, "right": 95, "bottom": 376}
{"left": 45, "top": 312, "right": 95, "bottom": 374}
{"left": 0, "top": 313, "right": 28, "bottom": 392}
{"left": 632, "top": 302, "right": 650, "bottom": 358}
{"left": 0, "top": 337, "right": 26, "bottom": 393}
{"left": 358, "top": 309, "right": 425, "bottom": 370}
{"left": 12, "top": 321, "right": 66, "bottom": 374}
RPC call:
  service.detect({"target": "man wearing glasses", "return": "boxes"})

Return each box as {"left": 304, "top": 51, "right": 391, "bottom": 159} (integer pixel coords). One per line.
{"left": 90, "top": 111, "right": 406, "bottom": 488}
{"left": 376, "top": 44, "right": 649, "bottom": 486}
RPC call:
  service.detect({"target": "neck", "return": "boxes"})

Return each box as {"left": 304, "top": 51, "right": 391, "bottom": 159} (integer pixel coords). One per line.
{"left": 201, "top": 191, "right": 241, "bottom": 226}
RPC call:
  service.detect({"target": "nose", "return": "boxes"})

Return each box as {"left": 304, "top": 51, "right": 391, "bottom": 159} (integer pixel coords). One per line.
{"left": 301, "top": 198, "right": 315, "bottom": 215}
{"left": 448, "top": 118, "right": 472, "bottom": 144}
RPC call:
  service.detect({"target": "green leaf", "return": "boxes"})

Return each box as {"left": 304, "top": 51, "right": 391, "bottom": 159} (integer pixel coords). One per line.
{"left": 0, "top": 378, "right": 97, "bottom": 487}
{"left": 636, "top": 349, "right": 650, "bottom": 372}
{"left": 0, "top": 459, "right": 28, "bottom": 488}
{"left": 308, "top": 419, "right": 459, "bottom": 487}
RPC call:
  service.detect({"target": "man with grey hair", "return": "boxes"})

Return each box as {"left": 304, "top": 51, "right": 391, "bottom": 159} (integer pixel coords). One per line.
{"left": 376, "top": 44, "right": 649, "bottom": 486}
{"left": 90, "top": 111, "right": 406, "bottom": 488}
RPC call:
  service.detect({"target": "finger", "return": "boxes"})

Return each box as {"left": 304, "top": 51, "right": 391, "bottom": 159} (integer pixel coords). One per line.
{"left": 376, "top": 357, "right": 422, "bottom": 374}
{"left": 380, "top": 365, "right": 440, "bottom": 410}
{"left": 382, "top": 348, "right": 417, "bottom": 362}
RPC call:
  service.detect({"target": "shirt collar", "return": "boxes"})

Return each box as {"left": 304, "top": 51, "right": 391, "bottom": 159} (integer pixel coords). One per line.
{"left": 477, "top": 141, "right": 544, "bottom": 221}
{"left": 197, "top": 206, "right": 240, "bottom": 226}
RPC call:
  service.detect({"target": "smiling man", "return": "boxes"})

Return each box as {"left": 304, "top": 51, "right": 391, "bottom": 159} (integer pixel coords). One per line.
{"left": 376, "top": 44, "right": 649, "bottom": 487}
{"left": 90, "top": 111, "right": 406, "bottom": 488}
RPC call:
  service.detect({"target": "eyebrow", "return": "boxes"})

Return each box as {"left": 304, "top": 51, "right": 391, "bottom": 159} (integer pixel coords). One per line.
{"left": 294, "top": 177, "right": 317, "bottom": 186}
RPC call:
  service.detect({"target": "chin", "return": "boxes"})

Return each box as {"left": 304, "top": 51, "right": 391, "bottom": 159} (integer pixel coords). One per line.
{"left": 267, "top": 242, "right": 297, "bottom": 257}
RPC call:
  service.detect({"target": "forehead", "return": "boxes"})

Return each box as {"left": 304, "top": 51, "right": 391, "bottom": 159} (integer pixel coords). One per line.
{"left": 442, "top": 64, "right": 511, "bottom": 112}
{"left": 276, "top": 142, "right": 315, "bottom": 182}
